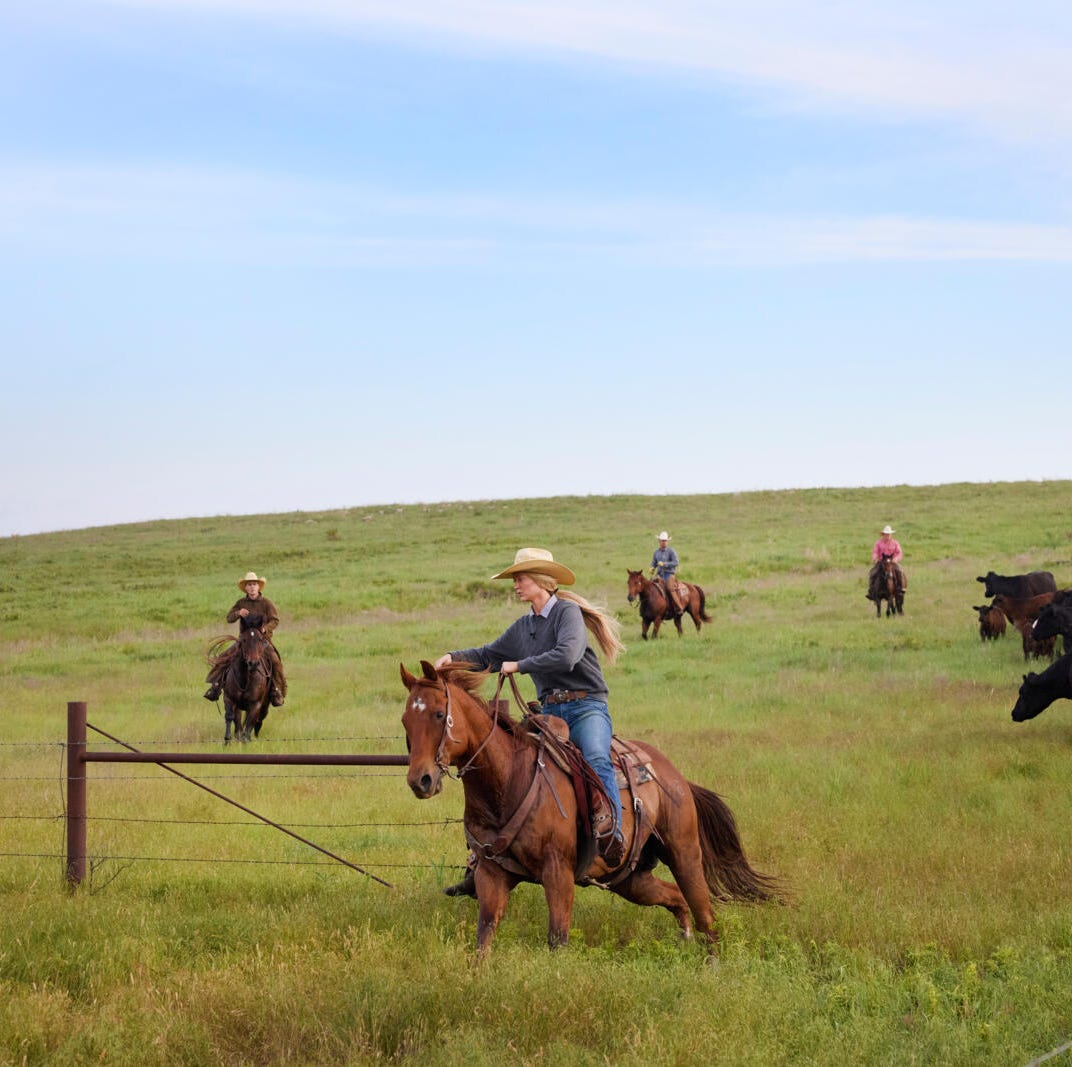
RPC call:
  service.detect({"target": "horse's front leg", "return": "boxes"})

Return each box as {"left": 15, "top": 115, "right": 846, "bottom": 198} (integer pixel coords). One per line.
{"left": 473, "top": 860, "right": 511, "bottom": 961}
{"left": 223, "top": 699, "right": 236, "bottom": 744}
{"left": 540, "top": 852, "right": 576, "bottom": 949}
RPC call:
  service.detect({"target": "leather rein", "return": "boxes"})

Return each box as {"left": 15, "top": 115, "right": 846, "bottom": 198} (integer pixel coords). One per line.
{"left": 435, "top": 671, "right": 528, "bottom": 779}
{"left": 433, "top": 672, "right": 568, "bottom": 861}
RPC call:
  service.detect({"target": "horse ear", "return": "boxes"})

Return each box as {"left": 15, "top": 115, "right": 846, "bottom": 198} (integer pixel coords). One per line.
{"left": 400, "top": 663, "right": 417, "bottom": 690}
{"left": 420, "top": 660, "right": 439, "bottom": 681}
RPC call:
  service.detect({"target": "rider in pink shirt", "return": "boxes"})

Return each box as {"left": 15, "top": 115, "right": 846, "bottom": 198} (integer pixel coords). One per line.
{"left": 871, "top": 529, "right": 902, "bottom": 562}
{"left": 868, "top": 525, "right": 907, "bottom": 599}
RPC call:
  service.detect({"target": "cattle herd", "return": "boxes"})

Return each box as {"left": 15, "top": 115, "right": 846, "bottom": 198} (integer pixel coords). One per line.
{"left": 972, "top": 569, "right": 1072, "bottom": 722}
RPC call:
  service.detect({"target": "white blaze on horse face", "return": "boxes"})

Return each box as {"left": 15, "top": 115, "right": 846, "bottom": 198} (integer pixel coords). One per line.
{"left": 411, "top": 695, "right": 428, "bottom": 714}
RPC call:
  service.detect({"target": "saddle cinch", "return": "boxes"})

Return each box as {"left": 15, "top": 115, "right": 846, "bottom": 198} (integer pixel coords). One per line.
{"left": 484, "top": 676, "right": 658, "bottom": 885}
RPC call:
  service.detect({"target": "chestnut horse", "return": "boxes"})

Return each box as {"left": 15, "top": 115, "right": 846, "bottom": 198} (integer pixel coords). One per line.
{"left": 626, "top": 570, "right": 711, "bottom": 639}
{"left": 401, "top": 661, "right": 783, "bottom": 957}
{"left": 207, "top": 627, "right": 274, "bottom": 743}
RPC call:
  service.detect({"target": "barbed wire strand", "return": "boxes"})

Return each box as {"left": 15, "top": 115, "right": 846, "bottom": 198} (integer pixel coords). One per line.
{"left": 0, "top": 736, "right": 405, "bottom": 748}
{"left": 0, "top": 852, "right": 466, "bottom": 871}
{"left": 1, "top": 813, "right": 462, "bottom": 828}
{"left": 5, "top": 776, "right": 403, "bottom": 784}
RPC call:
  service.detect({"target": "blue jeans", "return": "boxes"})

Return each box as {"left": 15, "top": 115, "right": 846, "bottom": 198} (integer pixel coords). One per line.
{"left": 544, "top": 697, "right": 621, "bottom": 834}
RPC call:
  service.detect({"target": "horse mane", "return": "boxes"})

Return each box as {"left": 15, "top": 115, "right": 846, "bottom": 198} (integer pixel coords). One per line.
{"left": 434, "top": 663, "right": 526, "bottom": 738}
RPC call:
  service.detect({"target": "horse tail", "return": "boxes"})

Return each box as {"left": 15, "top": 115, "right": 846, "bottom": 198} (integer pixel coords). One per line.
{"left": 695, "top": 586, "right": 713, "bottom": 623}
{"left": 689, "top": 782, "right": 788, "bottom": 904}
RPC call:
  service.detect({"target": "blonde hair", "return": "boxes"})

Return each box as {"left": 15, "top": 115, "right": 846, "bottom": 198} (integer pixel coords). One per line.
{"left": 530, "top": 573, "right": 625, "bottom": 664}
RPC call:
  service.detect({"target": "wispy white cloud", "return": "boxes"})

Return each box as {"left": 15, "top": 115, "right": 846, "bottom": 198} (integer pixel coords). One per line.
{"left": 3, "top": 161, "right": 1071, "bottom": 267}
{"left": 95, "top": 0, "right": 1072, "bottom": 151}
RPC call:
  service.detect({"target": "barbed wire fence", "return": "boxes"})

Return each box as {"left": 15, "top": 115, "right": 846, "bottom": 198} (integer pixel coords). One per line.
{"left": 1, "top": 731, "right": 466, "bottom": 890}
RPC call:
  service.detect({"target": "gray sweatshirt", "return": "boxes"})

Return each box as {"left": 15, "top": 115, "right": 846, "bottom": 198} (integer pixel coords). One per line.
{"left": 452, "top": 596, "right": 608, "bottom": 703}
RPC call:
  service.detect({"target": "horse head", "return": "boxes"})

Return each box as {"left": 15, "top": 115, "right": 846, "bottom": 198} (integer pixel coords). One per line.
{"left": 626, "top": 569, "right": 645, "bottom": 604}
{"left": 400, "top": 661, "right": 500, "bottom": 799}
{"left": 236, "top": 625, "right": 270, "bottom": 672}
{"left": 400, "top": 661, "right": 453, "bottom": 798}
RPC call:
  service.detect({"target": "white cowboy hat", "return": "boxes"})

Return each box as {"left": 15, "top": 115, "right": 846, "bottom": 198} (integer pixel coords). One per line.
{"left": 238, "top": 571, "right": 266, "bottom": 591}
{"left": 491, "top": 547, "right": 576, "bottom": 585}
{"left": 881, "top": 525, "right": 895, "bottom": 535}
{"left": 657, "top": 531, "right": 670, "bottom": 541}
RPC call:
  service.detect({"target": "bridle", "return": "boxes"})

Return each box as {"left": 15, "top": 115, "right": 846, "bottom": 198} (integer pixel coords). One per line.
{"left": 428, "top": 672, "right": 527, "bottom": 779}
{"left": 239, "top": 628, "right": 270, "bottom": 673}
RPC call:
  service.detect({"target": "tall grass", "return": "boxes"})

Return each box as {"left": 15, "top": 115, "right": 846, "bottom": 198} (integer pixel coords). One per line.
{"left": 2, "top": 482, "right": 1072, "bottom": 1064}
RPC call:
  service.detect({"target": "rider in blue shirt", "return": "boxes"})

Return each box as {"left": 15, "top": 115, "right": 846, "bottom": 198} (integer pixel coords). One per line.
{"left": 650, "top": 532, "right": 683, "bottom": 616}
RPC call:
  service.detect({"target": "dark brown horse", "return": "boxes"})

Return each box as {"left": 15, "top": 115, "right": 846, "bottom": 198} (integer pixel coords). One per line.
{"left": 626, "top": 570, "right": 712, "bottom": 639}
{"left": 401, "top": 661, "right": 783, "bottom": 957}
{"left": 873, "top": 554, "right": 905, "bottom": 617}
{"left": 207, "top": 627, "right": 274, "bottom": 743}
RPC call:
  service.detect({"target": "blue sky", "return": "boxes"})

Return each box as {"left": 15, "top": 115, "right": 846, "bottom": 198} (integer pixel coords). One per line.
{"left": 3, "top": 1, "right": 1071, "bottom": 536}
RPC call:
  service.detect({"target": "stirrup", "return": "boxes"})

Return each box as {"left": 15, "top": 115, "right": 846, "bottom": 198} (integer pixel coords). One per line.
{"left": 592, "top": 811, "right": 614, "bottom": 840}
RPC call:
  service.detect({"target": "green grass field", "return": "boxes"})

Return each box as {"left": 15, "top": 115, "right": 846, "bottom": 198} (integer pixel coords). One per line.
{"left": 3, "top": 482, "right": 1072, "bottom": 1065}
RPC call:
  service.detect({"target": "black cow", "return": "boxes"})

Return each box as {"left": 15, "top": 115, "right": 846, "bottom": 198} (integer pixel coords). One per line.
{"left": 1011, "top": 652, "right": 1072, "bottom": 722}
{"left": 1031, "top": 600, "right": 1072, "bottom": 643}
{"left": 976, "top": 570, "right": 1057, "bottom": 599}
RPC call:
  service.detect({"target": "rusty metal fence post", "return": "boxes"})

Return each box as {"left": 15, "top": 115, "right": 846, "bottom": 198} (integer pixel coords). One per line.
{"left": 66, "top": 700, "right": 87, "bottom": 887}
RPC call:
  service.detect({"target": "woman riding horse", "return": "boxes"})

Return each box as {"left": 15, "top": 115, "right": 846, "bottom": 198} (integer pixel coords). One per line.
{"left": 401, "top": 660, "right": 785, "bottom": 955}
{"left": 434, "top": 547, "right": 626, "bottom": 895}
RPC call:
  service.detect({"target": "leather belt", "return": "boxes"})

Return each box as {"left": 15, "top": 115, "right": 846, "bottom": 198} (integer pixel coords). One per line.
{"left": 543, "top": 689, "right": 588, "bottom": 705}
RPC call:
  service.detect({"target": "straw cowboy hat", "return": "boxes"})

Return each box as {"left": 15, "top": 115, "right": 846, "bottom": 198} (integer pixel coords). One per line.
{"left": 657, "top": 531, "right": 671, "bottom": 541}
{"left": 881, "top": 525, "right": 895, "bottom": 535}
{"left": 238, "top": 571, "right": 266, "bottom": 591}
{"left": 491, "top": 547, "right": 576, "bottom": 585}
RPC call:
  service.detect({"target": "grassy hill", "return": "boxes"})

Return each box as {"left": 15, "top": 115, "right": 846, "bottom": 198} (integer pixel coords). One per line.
{"left": 2, "top": 481, "right": 1071, "bottom": 1065}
